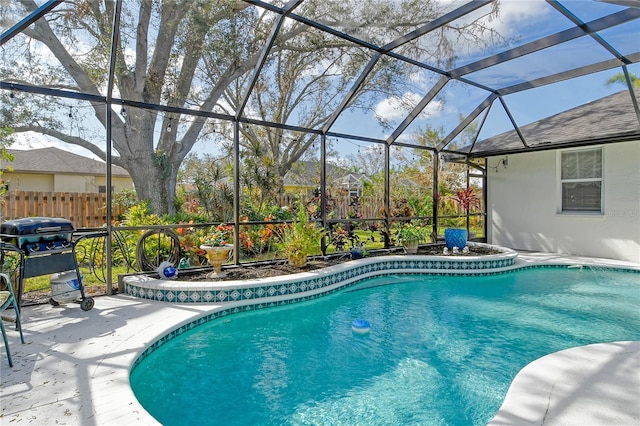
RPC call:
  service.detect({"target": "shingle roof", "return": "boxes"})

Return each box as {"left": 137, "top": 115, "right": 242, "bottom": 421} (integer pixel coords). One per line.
{"left": 470, "top": 89, "right": 640, "bottom": 156}
{"left": 5, "top": 147, "right": 130, "bottom": 177}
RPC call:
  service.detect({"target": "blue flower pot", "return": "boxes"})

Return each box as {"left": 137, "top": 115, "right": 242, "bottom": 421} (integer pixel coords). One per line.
{"left": 444, "top": 228, "right": 468, "bottom": 250}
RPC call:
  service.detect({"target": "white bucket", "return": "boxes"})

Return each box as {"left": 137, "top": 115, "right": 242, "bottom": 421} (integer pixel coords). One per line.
{"left": 50, "top": 270, "right": 82, "bottom": 303}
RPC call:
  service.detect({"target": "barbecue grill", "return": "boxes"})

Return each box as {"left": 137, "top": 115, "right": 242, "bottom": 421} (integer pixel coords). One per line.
{"left": 0, "top": 217, "right": 102, "bottom": 311}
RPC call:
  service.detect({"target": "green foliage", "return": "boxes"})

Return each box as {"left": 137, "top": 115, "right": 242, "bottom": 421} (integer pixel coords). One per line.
{"left": 389, "top": 197, "right": 414, "bottom": 217}
{"left": 241, "top": 202, "right": 293, "bottom": 222}
{"left": 112, "top": 188, "right": 138, "bottom": 214}
{"left": 407, "top": 196, "right": 432, "bottom": 217}
{"left": 239, "top": 140, "right": 283, "bottom": 214}
{"left": 606, "top": 72, "right": 639, "bottom": 88}
{"left": 152, "top": 150, "right": 172, "bottom": 179}
{"left": 202, "top": 224, "right": 234, "bottom": 247}
{"left": 164, "top": 209, "right": 210, "bottom": 225}
{"left": 280, "top": 202, "right": 324, "bottom": 266}
{"left": 122, "top": 202, "right": 167, "bottom": 226}
{"left": 22, "top": 265, "right": 130, "bottom": 294}
{"left": 394, "top": 223, "right": 428, "bottom": 244}
{"left": 0, "top": 125, "right": 15, "bottom": 200}
{"left": 180, "top": 154, "right": 233, "bottom": 222}
{"left": 329, "top": 223, "right": 353, "bottom": 251}
{"left": 113, "top": 202, "right": 172, "bottom": 270}
{"left": 0, "top": 125, "right": 15, "bottom": 152}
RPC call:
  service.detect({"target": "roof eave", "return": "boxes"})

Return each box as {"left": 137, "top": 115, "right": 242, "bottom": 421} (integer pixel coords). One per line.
{"left": 468, "top": 131, "right": 640, "bottom": 158}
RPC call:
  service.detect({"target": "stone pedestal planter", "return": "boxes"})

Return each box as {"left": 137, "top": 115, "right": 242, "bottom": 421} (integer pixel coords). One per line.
{"left": 200, "top": 245, "right": 233, "bottom": 277}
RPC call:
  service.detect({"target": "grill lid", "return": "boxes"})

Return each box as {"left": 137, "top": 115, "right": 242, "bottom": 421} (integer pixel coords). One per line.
{"left": 1, "top": 217, "right": 75, "bottom": 236}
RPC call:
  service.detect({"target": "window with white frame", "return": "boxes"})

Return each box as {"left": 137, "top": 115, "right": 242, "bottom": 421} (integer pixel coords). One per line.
{"left": 560, "top": 148, "right": 602, "bottom": 213}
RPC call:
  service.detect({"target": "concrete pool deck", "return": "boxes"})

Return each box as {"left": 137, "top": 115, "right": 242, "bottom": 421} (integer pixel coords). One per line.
{"left": 1, "top": 252, "right": 639, "bottom": 425}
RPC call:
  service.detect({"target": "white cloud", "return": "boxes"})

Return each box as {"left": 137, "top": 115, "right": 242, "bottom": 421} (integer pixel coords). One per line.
{"left": 375, "top": 92, "right": 443, "bottom": 121}
{"left": 497, "top": 1, "right": 550, "bottom": 31}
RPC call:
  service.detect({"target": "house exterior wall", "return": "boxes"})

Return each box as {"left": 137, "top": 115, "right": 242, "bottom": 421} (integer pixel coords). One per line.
{"left": 54, "top": 174, "right": 93, "bottom": 192}
{"left": 283, "top": 184, "right": 312, "bottom": 194}
{"left": 2, "top": 172, "right": 133, "bottom": 193}
{"left": 94, "top": 176, "right": 133, "bottom": 192}
{"left": 487, "top": 141, "right": 640, "bottom": 263}
{"left": 3, "top": 172, "right": 54, "bottom": 192}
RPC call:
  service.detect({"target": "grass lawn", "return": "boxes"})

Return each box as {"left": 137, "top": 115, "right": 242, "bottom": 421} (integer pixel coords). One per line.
{"left": 22, "top": 265, "right": 130, "bottom": 293}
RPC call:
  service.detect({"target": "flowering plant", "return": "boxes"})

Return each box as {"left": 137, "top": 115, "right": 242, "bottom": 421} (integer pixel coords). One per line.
{"left": 203, "top": 223, "right": 234, "bottom": 247}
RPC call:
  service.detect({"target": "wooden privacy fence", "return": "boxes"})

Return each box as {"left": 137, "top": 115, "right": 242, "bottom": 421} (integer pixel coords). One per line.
{"left": 274, "top": 194, "right": 384, "bottom": 219}
{"left": 1, "top": 191, "right": 123, "bottom": 228}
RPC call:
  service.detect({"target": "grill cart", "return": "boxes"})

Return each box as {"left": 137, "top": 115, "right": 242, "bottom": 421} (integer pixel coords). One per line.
{"left": 0, "top": 217, "right": 104, "bottom": 312}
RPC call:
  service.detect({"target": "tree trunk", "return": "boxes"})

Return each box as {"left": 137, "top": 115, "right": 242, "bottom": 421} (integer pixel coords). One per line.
{"left": 124, "top": 155, "right": 179, "bottom": 216}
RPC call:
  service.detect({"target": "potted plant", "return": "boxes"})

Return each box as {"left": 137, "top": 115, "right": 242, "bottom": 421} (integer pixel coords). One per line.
{"left": 395, "top": 223, "right": 426, "bottom": 254}
{"left": 200, "top": 223, "right": 234, "bottom": 277}
{"left": 444, "top": 187, "right": 480, "bottom": 250}
{"left": 281, "top": 203, "right": 324, "bottom": 267}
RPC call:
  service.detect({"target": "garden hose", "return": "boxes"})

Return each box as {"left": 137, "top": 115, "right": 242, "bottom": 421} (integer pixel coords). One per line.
{"left": 136, "top": 229, "right": 182, "bottom": 272}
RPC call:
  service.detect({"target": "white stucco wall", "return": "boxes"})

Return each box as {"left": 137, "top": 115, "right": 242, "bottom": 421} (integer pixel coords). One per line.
{"left": 487, "top": 141, "right": 640, "bottom": 263}
{"left": 54, "top": 173, "right": 93, "bottom": 192}
{"left": 3, "top": 172, "right": 133, "bottom": 193}
{"left": 4, "top": 172, "right": 54, "bottom": 191}
{"left": 95, "top": 176, "right": 134, "bottom": 192}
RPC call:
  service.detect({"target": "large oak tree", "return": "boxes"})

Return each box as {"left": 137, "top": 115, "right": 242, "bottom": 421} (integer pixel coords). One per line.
{"left": 1, "top": 0, "right": 499, "bottom": 214}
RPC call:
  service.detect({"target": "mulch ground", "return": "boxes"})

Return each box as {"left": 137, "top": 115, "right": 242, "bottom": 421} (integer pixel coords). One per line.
{"left": 179, "top": 244, "right": 500, "bottom": 282}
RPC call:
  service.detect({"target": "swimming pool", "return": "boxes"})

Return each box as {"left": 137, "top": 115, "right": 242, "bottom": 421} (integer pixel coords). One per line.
{"left": 130, "top": 267, "right": 639, "bottom": 425}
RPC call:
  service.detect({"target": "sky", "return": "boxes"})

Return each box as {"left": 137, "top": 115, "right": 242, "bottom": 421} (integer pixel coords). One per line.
{"left": 4, "top": 0, "right": 638, "bottom": 165}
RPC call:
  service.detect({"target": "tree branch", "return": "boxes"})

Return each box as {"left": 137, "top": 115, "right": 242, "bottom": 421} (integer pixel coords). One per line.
{"left": 11, "top": 124, "right": 124, "bottom": 167}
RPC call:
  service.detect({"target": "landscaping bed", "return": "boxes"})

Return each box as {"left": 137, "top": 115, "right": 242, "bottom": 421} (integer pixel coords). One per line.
{"left": 21, "top": 244, "right": 501, "bottom": 305}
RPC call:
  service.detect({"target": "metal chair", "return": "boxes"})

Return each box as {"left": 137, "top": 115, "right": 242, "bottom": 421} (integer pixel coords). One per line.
{"left": 1, "top": 272, "right": 25, "bottom": 367}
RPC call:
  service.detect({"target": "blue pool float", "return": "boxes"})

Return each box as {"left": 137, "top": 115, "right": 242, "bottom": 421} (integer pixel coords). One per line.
{"left": 352, "top": 319, "right": 371, "bottom": 334}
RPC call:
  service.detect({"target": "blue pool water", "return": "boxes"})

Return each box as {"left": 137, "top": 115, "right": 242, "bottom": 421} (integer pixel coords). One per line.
{"left": 130, "top": 267, "right": 639, "bottom": 425}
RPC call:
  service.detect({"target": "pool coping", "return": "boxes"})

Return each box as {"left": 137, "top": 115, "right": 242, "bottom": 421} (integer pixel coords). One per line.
{"left": 123, "top": 242, "right": 519, "bottom": 305}
{"left": 488, "top": 340, "right": 640, "bottom": 425}
{"left": 1, "top": 251, "right": 638, "bottom": 425}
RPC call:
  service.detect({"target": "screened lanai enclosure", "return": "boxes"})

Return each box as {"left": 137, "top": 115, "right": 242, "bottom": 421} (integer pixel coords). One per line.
{"left": 1, "top": 0, "right": 639, "bottom": 290}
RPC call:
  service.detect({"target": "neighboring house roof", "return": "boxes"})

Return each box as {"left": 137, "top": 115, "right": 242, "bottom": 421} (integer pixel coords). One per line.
{"left": 333, "top": 173, "right": 370, "bottom": 189}
{"left": 283, "top": 161, "right": 368, "bottom": 188}
{"left": 470, "top": 89, "right": 640, "bottom": 156}
{"left": 5, "top": 147, "right": 130, "bottom": 177}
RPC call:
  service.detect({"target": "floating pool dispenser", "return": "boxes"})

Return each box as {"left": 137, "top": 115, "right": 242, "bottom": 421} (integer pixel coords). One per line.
{"left": 352, "top": 319, "right": 371, "bottom": 334}
{"left": 158, "top": 261, "right": 178, "bottom": 280}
